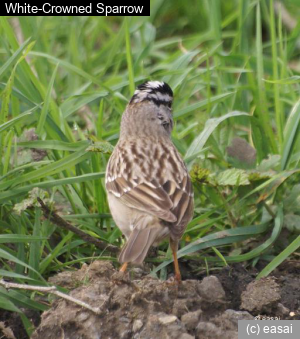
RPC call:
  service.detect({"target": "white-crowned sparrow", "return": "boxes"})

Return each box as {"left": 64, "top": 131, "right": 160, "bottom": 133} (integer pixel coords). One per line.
{"left": 105, "top": 81, "right": 194, "bottom": 281}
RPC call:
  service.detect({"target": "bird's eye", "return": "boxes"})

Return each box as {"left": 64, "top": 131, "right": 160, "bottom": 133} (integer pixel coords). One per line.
{"left": 162, "top": 121, "right": 169, "bottom": 130}
{"left": 167, "top": 102, "right": 172, "bottom": 108}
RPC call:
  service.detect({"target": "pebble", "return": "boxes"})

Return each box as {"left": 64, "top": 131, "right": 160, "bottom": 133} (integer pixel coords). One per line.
{"left": 132, "top": 319, "right": 143, "bottom": 332}
{"left": 158, "top": 315, "right": 178, "bottom": 325}
{"left": 198, "top": 276, "right": 226, "bottom": 302}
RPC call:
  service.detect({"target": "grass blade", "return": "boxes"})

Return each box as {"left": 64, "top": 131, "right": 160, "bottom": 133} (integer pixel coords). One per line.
{"left": 17, "top": 140, "right": 90, "bottom": 151}
{"left": 125, "top": 18, "right": 135, "bottom": 95}
{"left": 185, "top": 111, "right": 249, "bottom": 160}
{"left": 269, "top": 0, "right": 283, "bottom": 145}
{"left": 0, "top": 295, "right": 21, "bottom": 313}
{"left": 0, "top": 235, "right": 46, "bottom": 243}
{"left": 281, "top": 100, "right": 300, "bottom": 170}
{"left": 0, "top": 107, "right": 37, "bottom": 133}
{"left": 253, "top": 3, "right": 277, "bottom": 157}
{"left": 257, "top": 234, "right": 300, "bottom": 279}
{"left": 174, "top": 92, "right": 235, "bottom": 119}
{"left": 0, "top": 146, "right": 90, "bottom": 191}
{"left": 0, "top": 249, "right": 43, "bottom": 279}
{"left": 0, "top": 172, "right": 105, "bottom": 202}
{"left": 36, "top": 64, "right": 58, "bottom": 136}
{"left": 0, "top": 37, "right": 31, "bottom": 80}
{"left": 28, "top": 207, "right": 41, "bottom": 279}
{"left": 151, "top": 222, "right": 269, "bottom": 275}
{"left": 209, "top": 206, "right": 283, "bottom": 263}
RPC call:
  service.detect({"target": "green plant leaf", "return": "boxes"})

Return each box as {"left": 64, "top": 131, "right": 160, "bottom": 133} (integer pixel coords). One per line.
{"left": 36, "top": 64, "right": 58, "bottom": 136}
{"left": 0, "top": 234, "right": 46, "bottom": 243}
{"left": 209, "top": 206, "right": 283, "bottom": 263}
{"left": 0, "top": 248, "right": 43, "bottom": 279}
{"left": 0, "top": 295, "right": 21, "bottom": 313}
{"left": 185, "top": 111, "right": 249, "bottom": 160}
{"left": 151, "top": 222, "right": 270, "bottom": 275}
{"left": 0, "top": 172, "right": 105, "bottom": 202}
{"left": 17, "top": 140, "right": 90, "bottom": 151}
{"left": 0, "top": 269, "right": 35, "bottom": 281}
{"left": 0, "top": 106, "right": 38, "bottom": 133}
{"left": 212, "top": 168, "right": 250, "bottom": 186}
{"left": 281, "top": 100, "right": 300, "bottom": 170}
{"left": 263, "top": 76, "right": 300, "bottom": 84}
{"left": 0, "top": 288, "right": 48, "bottom": 311}
{"left": 0, "top": 146, "right": 90, "bottom": 191}
{"left": 174, "top": 92, "right": 235, "bottom": 120}
{"left": 0, "top": 37, "right": 31, "bottom": 80}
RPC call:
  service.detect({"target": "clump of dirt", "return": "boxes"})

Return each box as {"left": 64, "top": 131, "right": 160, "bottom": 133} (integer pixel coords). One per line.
{"left": 240, "top": 277, "right": 281, "bottom": 313}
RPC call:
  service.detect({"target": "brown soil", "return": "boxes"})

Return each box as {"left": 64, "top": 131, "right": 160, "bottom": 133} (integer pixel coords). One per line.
{"left": 1, "top": 261, "right": 299, "bottom": 339}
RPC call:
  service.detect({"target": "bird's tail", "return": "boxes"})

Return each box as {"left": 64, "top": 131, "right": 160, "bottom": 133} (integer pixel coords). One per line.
{"left": 119, "top": 226, "right": 162, "bottom": 264}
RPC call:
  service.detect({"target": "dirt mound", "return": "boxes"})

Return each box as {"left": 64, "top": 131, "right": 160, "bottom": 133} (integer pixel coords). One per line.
{"left": 31, "top": 261, "right": 254, "bottom": 339}
{"left": 2, "top": 260, "right": 299, "bottom": 338}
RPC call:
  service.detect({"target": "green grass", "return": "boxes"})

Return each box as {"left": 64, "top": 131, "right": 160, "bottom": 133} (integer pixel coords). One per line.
{"left": 1, "top": 1, "right": 300, "bottom": 334}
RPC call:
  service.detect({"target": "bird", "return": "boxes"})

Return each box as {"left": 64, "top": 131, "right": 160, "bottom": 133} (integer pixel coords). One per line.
{"left": 105, "top": 80, "right": 194, "bottom": 282}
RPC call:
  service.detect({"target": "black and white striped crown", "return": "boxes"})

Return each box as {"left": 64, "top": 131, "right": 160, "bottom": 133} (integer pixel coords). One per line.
{"left": 129, "top": 81, "right": 173, "bottom": 107}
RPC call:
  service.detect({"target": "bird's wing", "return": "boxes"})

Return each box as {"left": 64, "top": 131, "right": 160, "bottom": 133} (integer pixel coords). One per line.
{"left": 106, "top": 176, "right": 176, "bottom": 222}
{"left": 163, "top": 175, "right": 194, "bottom": 239}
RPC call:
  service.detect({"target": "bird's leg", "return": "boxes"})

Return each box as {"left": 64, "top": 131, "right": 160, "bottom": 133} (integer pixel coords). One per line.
{"left": 119, "top": 262, "right": 128, "bottom": 273}
{"left": 112, "top": 262, "right": 129, "bottom": 285}
{"left": 170, "top": 238, "right": 181, "bottom": 283}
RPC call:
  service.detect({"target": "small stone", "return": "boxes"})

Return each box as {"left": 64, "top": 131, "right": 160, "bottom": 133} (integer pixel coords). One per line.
{"left": 223, "top": 309, "right": 254, "bottom": 326}
{"left": 132, "top": 319, "right": 143, "bottom": 332}
{"left": 120, "top": 316, "right": 130, "bottom": 323}
{"left": 196, "top": 321, "right": 222, "bottom": 337}
{"left": 131, "top": 268, "right": 144, "bottom": 279}
{"left": 172, "top": 299, "right": 190, "bottom": 318}
{"left": 196, "top": 321, "right": 238, "bottom": 339}
{"left": 179, "top": 334, "right": 195, "bottom": 339}
{"left": 181, "top": 310, "right": 202, "bottom": 331}
{"left": 198, "top": 276, "right": 226, "bottom": 302}
{"left": 158, "top": 315, "right": 178, "bottom": 325}
{"left": 77, "top": 312, "right": 90, "bottom": 322}
{"left": 277, "top": 303, "right": 290, "bottom": 316}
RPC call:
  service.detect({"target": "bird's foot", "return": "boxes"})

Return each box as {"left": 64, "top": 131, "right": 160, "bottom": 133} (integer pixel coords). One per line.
{"left": 164, "top": 274, "right": 181, "bottom": 288}
{"left": 111, "top": 270, "right": 130, "bottom": 285}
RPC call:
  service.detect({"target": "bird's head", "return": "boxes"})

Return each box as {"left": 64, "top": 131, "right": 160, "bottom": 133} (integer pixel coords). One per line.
{"left": 121, "top": 81, "right": 174, "bottom": 138}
